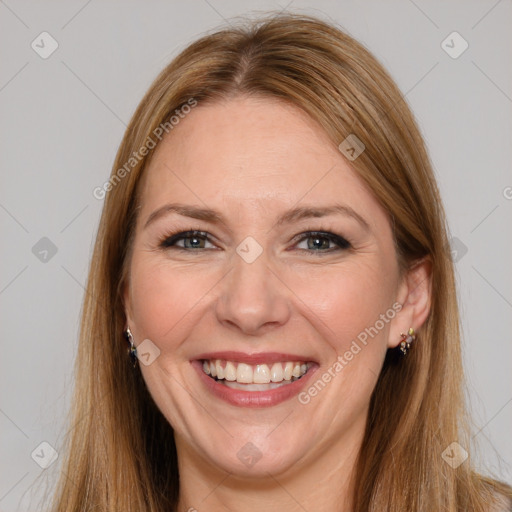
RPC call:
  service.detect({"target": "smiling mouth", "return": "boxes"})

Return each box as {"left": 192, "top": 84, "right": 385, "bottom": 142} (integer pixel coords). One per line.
{"left": 201, "top": 359, "right": 312, "bottom": 391}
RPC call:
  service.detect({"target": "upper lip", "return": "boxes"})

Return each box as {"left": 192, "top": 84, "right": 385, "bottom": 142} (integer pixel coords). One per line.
{"left": 194, "top": 351, "right": 317, "bottom": 365}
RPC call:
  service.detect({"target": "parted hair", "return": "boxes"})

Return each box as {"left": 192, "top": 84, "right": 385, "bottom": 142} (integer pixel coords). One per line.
{"left": 49, "top": 12, "right": 511, "bottom": 512}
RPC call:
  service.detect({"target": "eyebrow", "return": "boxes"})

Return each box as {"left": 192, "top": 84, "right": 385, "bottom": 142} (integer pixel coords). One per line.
{"left": 144, "top": 202, "right": 371, "bottom": 232}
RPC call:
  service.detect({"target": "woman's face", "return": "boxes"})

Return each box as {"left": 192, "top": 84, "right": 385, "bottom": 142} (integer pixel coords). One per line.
{"left": 124, "top": 96, "right": 410, "bottom": 478}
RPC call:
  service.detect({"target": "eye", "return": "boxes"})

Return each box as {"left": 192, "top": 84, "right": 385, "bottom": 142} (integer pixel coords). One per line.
{"left": 159, "top": 230, "right": 351, "bottom": 253}
{"left": 294, "top": 231, "right": 351, "bottom": 253}
{"left": 160, "top": 230, "right": 215, "bottom": 250}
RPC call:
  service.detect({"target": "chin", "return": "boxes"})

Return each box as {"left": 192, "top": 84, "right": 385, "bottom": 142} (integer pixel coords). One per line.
{"left": 200, "top": 432, "right": 308, "bottom": 478}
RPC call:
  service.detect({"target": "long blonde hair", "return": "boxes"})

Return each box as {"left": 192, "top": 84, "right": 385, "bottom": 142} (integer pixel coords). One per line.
{"left": 49, "top": 12, "right": 511, "bottom": 511}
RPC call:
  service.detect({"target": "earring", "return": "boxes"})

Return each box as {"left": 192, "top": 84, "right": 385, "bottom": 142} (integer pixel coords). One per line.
{"left": 125, "top": 327, "right": 138, "bottom": 367}
{"left": 399, "top": 328, "right": 416, "bottom": 355}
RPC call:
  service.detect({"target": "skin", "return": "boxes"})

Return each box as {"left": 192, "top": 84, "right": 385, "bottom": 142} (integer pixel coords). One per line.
{"left": 124, "top": 95, "right": 432, "bottom": 512}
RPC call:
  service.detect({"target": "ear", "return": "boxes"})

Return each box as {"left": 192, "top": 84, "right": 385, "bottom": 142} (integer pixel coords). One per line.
{"left": 388, "top": 257, "right": 432, "bottom": 349}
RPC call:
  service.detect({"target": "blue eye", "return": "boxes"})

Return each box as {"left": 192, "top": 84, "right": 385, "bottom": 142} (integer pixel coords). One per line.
{"left": 161, "top": 230, "right": 214, "bottom": 250}
{"left": 160, "top": 230, "right": 351, "bottom": 253}
{"left": 294, "top": 232, "right": 351, "bottom": 252}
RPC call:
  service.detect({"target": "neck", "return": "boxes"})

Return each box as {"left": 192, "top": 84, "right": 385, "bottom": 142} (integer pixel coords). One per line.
{"left": 175, "top": 421, "right": 364, "bottom": 512}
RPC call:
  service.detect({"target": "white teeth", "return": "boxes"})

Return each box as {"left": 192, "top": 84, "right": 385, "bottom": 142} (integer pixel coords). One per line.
{"left": 224, "top": 361, "right": 237, "bottom": 381}
{"left": 253, "top": 364, "right": 270, "bottom": 384}
{"left": 236, "top": 363, "right": 253, "bottom": 383}
{"left": 223, "top": 380, "right": 293, "bottom": 391}
{"left": 270, "top": 362, "right": 284, "bottom": 382}
{"left": 292, "top": 363, "right": 302, "bottom": 378}
{"left": 283, "top": 362, "right": 293, "bottom": 381}
{"left": 215, "top": 360, "right": 224, "bottom": 380}
{"left": 201, "top": 359, "right": 310, "bottom": 385}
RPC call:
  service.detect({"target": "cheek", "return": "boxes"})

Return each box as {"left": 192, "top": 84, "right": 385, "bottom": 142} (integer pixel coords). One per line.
{"left": 289, "top": 259, "right": 397, "bottom": 353}
{"left": 128, "top": 256, "right": 215, "bottom": 344}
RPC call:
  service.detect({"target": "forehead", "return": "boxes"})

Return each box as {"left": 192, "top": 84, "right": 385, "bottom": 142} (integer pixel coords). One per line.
{"left": 137, "top": 96, "right": 384, "bottom": 226}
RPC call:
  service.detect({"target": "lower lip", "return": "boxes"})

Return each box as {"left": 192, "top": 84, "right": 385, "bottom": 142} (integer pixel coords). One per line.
{"left": 191, "top": 360, "right": 319, "bottom": 408}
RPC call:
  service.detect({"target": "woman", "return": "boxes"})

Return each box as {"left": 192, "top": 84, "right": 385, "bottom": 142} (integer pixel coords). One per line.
{"left": 50, "top": 13, "right": 512, "bottom": 512}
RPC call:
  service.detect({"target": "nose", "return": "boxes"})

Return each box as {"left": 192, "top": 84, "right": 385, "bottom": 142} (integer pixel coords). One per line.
{"left": 215, "top": 249, "right": 291, "bottom": 336}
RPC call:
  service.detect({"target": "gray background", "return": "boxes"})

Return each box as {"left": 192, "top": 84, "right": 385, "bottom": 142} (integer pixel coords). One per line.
{"left": 1, "top": 1, "right": 511, "bottom": 510}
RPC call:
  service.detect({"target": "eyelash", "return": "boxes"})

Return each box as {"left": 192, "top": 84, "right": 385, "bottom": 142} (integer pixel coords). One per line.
{"left": 159, "top": 230, "right": 351, "bottom": 254}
